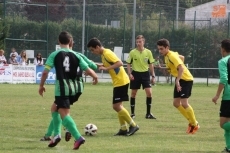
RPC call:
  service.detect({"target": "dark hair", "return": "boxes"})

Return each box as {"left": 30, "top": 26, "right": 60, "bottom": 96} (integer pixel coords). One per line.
{"left": 58, "top": 31, "right": 72, "bottom": 45}
{"left": 36, "top": 53, "right": 42, "bottom": 62}
{"left": 221, "top": 39, "right": 230, "bottom": 53}
{"left": 87, "top": 38, "right": 102, "bottom": 48}
{"left": 157, "top": 38, "right": 170, "bottom": 48}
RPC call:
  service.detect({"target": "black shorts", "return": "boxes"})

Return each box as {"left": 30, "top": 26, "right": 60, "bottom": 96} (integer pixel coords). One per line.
{"left": 220, "top": 100, "right": 230, "bottom": 117}
{"left": 55, "top": 93, "right": 82, "bottom": 109}
{"left": 113, "top": 83, "right": 129, "bottom": 104}
{"left": 130, "top": 71, "right": 151, "bottom": 89}
{"left": 173, "top": 79, "right": 193, "bottom": 98}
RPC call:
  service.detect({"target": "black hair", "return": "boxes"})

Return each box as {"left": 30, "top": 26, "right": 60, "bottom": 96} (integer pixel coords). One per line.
{"left": 58, "top": 31, "right": 72, "bottom": 45}
{"left": 221, "top": 39, "right": 230, "bottom": 53}
{"left": 157, "top": 38, "right": 170, "bottom": 48}
{"left": 87, "top": 38, "right": 102, "bottom": 48}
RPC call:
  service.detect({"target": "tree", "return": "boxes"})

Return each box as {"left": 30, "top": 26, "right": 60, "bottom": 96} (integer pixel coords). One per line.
{"left": 24, "top": 0, "right": 66, "bottom": 22}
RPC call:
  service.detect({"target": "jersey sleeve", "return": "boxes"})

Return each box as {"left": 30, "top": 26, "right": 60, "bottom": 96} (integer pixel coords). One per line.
{"left": 44, "top": 52, "right": 55, "bottom": 70}
{"left": 148, "top": 50, "right": 154, "bottom": 64}
{"left": 77, "top": 53, "right": 97, "bottom": 70}
{"left": 218, "top": 59, "right": 228, "bottom": 85}
{"left": 75, "top": 54, "right": 89, "bottom": 71}
{"left": 126, "top": 51, "right": 133, "bottom": 64}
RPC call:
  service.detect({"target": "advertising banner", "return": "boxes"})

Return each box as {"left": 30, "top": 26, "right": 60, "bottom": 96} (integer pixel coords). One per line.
{"left": 36, "top": 66, "right": 56, "bottom": 84}
{"left": 0, "top": 64, "right": 12, "bottom": 83}
{"left": 12, "top": 65, "right": 36, "bottom": 83}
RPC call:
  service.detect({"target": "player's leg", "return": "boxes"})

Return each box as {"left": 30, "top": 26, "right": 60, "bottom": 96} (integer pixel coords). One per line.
{"left": 130, "top": 72, "right": 141, "bottom": 118}
{"left": 113, "top": 84, "right": 139, "bottom": 136}
{"left": 180, "top": 80, "right": 199, "bottom": 134}
{"left": 142, "top": 71, "right": 156, "bottom": 119}
{"left": 40, "top": 118, "right": 53, "bottom": 141}
{"left": 220, "top": 100, "right": 230, "bottom": 152}
{"left": 48, "top": 102, "right": 62, "bottom": 147}
{"left": 41, "top": 103, "right": 56, "bottom": 141}
{"left": 64, "top": 93, "right": 82, "bottom": 142}
{"left": 143, "top": 87, "right": 156, "bottom": 119}
{"left": 57, "top": 97, "right": 85, "bottom": 150}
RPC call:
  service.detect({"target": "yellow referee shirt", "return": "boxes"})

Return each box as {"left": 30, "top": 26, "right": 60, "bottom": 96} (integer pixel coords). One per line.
{"left": 126, "top": 48, "right": 154, "bottom": 72}
{"left": 165, "top": 50, "right": 193, "bottom": 81}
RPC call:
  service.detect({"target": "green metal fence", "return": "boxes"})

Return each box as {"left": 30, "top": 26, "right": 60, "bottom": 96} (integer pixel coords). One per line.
{"left": 1, "top": 1, "right": 228, "bottom": 80}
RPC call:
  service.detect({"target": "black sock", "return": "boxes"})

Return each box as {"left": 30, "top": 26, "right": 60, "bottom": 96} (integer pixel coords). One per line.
{"left": 146, "top": 97, "right": 152, "bottom": 114}
{"left": 130, "top": 97, "right": 135, "bottom": 114}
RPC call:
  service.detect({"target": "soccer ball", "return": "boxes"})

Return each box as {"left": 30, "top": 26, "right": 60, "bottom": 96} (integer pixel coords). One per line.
{"left": 84, "top": 123, "right": 97, "bottom": 136}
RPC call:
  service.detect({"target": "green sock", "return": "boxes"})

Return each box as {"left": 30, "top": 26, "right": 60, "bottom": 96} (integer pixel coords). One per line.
{"left": 52, "top": 112, "right": 62, "bottom": 136}
{"left": 225, "top": 130, "right": 230, "bottom": 150}
{"left": 223, "top": 122, "right": 230, "bottom": 130}
{"left": 62, "top": 115, "right": 81, "bottom": 140}
{"left": 45, "top": 119, "right": 54, "bottom": 137}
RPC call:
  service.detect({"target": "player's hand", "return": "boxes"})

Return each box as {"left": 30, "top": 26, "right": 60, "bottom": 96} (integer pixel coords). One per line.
{"left": 212, "top": 95, "right": 219, "bottom": 105}
{"left": 151, "top": 77, "right": 155, "bottom": 85}
{"left": 39, "top": 86, "right": 46, "bottom": 97}
{"left": 98, "top": 66, "right": 107, "bottom": 71}
{"left": 175, "top": 79, "right": 181, "bottom": 92}
{"left": 96, "top": 63, "right": 103, "bottom": 67}
{"left": 92, "top": 77, "right": 98, "bottom": 85}
{"left": 129, "top": 74, "right": 134, "bottom": 81}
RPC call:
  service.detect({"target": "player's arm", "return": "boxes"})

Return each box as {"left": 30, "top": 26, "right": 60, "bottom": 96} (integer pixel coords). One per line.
{"left": 148, "top": 51, "right": 156, "bottom": 77}
{"left": 101, "top": 60, "right": 123, "bottom": 71}
{"left": 39, "top": 53, "right": 54, "bottom": 96}
{"left": 179, "top": 55, "right": 184, "bottom": 62}
{"left": 126, "top": 52, "right": 132, "bottom": 75}
{"left": 77, "top": 54, "right": 98, "bottom": 84}
{"left": 212, "top": 61, "right": 227, "bottom": 104}
{"left": 77, "top": 52, "right": 98, "bottom": 70}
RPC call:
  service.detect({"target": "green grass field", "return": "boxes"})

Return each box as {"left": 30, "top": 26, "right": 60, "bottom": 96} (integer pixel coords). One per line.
{"left": 0, "top": 83, "right": 224, "bottom": 153}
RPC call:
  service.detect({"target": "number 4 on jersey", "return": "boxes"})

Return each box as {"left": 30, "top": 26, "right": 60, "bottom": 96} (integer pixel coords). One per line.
{"left": 63, "top": 56, "right": 70, "bottom": 72}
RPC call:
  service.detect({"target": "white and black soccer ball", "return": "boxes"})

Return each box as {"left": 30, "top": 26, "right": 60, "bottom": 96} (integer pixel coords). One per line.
{"left": 84, "top": 123, "right": 97, "bottom": 136}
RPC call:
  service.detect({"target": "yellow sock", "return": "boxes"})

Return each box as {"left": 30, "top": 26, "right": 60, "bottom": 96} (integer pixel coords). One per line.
{"left": 177, "top": 105, "right": 190, "bottom": 122}
{"left": 117, "top": 113, "right": 127, "bottom": 130}
{"left": 186, "top": 105, "right": 197, "bottom": 126}
{"left": 118, "top": 108, "right": 136, "bottom": 127}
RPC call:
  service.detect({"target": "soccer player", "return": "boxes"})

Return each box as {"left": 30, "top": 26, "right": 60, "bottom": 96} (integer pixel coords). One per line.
{"left": 212, "top": 39, "right": 230, "bottom": 153}
{"left": 87, "top": 37, "right": 139, "bottom": 136}
{"left": 39, "top": 31, "right": 98, "bottom": 150}
{"left": 126, "top": 35, "right": 156, "bottom": 119}
{"left": 40, "top": 39, "right": 98, "bottom": 142}
{"left": 157, "top": 38, "right": 199, "bottom": 134}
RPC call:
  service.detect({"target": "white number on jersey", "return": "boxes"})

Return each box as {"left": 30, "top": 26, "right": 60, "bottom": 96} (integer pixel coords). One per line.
{"left": 63, "top": 56, "right": 70, "bottom": 72}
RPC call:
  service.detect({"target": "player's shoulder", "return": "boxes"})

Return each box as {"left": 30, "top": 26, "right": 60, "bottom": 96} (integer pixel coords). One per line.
{"left": 144, "top": 48, "right": 152, "bottom": 52}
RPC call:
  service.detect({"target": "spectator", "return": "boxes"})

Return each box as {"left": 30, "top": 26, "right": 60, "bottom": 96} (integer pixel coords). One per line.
{"left": 8, "top": 53, "right": 18, "bottom": 65}
{"left": 9, "top": 48, "right": 18, "bottom": 57}
{"left": 34, "top": 53, "right": 43, "bottom": 65}
{"left": 17, "top": 50, "right": 28, "bottom": 65}
{"left": 0, "top": 49, "right": 7, "bottom": 64}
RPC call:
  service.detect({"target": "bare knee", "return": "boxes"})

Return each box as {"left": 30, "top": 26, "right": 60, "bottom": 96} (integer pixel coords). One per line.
{"left": 173, "top": 98, "right": 181, "bottom": 108}
{"left": 113, "top": 103, "right": 123, "bottom": 112}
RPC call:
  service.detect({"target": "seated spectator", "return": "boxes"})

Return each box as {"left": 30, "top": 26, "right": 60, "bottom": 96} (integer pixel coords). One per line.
{"left": 0, "top": 49, "right": 7, "bottom": 64}
{"left": 33, "top": 53, "right": 43, "bottom": 65}
{"left": 8, "top": 53, "right": 18, "bottom": 65}
{"left": 9, "top": 48, "right": 18, "bottom": 57}
{"left": 17, "top": 50, "right": 28, "bottom": 65}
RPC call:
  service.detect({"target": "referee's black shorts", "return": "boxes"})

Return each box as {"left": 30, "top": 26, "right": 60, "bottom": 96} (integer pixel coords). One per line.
{"left": 130, "top": 71, "right": 151, "bottom": 89}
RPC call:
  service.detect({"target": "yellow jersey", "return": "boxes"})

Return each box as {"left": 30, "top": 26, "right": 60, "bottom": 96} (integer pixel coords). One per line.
{"left": 164, "top": 50, "right": 193, "bottom": 81}
{"left": 126, "top": 48, "right": 154, "bottom": 72}
{"left": 101, "top": 48, "right": 130, "bottom": 87}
